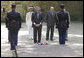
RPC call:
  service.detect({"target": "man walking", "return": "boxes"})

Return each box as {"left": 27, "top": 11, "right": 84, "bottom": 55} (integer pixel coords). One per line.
{"left": 56, "top": 4, "right": 70, "bottom": 45}
{"left": 31, "top": 6, "right": 43, "bottom": 44}
{"left": 46, "top": 6, "right": 57, "bottom": 41}
{"left": 5, "top": 3, "right": 22, "bottom": 56}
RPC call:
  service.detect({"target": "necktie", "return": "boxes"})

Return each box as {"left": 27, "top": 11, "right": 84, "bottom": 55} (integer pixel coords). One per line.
{"left": 52, "top": 12, "right": 53, "bottom": 16}
{"left": 37, "top": 13, "right": 39, "bottom": 19}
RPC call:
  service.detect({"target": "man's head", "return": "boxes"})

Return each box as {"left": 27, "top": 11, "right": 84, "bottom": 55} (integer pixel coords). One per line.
{"left": 50, "top": 6, "right": 54, "bottom": 12}
{"left": 11, "top": 3, "right": 16, "bottom": 10}
{"left": 60, "top": 4, "right": 65, "bottom": 9}
{"left": 35, "top": 6, "right": 41, "bottom": 12}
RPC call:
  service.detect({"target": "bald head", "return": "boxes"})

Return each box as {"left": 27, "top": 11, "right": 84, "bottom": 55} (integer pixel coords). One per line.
{"left": 50, "top": 6, "right": 54, "bottom": 12}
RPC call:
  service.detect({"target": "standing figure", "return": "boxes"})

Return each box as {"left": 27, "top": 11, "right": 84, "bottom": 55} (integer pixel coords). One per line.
{"left": 5, "top": 3, "right": 22, "bottom": 53}
{"left": 56, "top": 4, "right": 70, "bottom": 45}
{"left": 46, "top": 6, "right": 57, "bottom": 41}
{"left": 31, "top": 6, "right": 43, "bottom": 44}
{"left": 26, "top": 7, "right": 34, "bottom": 39}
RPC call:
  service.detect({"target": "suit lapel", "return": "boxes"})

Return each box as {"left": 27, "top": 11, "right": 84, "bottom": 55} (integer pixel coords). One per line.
{"left": 39, "top": 12, "right": 41, "bottom": 19}
{"left": 48, "top": 12, "right": 52, "bottom": 17}
{"left": 49, "top": 12, "right": 55, "bottom": 18}
{"left": 35, "top": 12, "right": 37, "bottom": 19}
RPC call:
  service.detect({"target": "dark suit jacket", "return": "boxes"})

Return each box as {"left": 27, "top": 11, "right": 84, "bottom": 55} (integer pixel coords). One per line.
{"left": 5, "top": 10, "right": 22, "bottom": 30}
{"left": 31, "top": 11, "right": 44, "bottom": 27}
{"left": 45, "top": 11, "right": 57, "bottom": 27}
{"left": 57, "top": 10, "right": 70, "bottom": 30}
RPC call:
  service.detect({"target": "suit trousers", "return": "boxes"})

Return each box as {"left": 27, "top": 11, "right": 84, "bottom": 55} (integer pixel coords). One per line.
{"left": 46, "top": 26, "right": 54, "bottom": 40}
{"left": 33, "top": 26, "right": 42, "bottom": 43}
{"left": 58, "top": 29, "right": 66, "bottom": 44}
{"left": 9, "top": 30, "right": 18, "bottom": 50}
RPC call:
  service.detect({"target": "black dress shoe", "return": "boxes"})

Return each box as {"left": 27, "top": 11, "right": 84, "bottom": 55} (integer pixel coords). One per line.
{"left": 46, "top": 39, "right": 49, "bottom": 41}
{"left": 50, "top": 39, "right": 53, "bottom": 41}
{"left": 46, "top": 38, "right": 49, "bottom": 41}
{"left": 65, "top": 39, "right": 68, "bottom": 41}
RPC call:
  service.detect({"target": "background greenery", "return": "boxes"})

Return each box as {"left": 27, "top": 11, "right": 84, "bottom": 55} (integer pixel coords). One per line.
{"left": 1, "top": 1, "right": 83, "bottom": 22}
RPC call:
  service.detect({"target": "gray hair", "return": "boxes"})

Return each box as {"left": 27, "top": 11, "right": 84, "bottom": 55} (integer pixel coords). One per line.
{"left": 35, "top": 6, "right": 41, "bottom": 10}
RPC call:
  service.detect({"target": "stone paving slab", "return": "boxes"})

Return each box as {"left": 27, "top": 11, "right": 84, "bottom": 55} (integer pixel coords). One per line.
{"left": 1, "top": 22, "right": 83, "bottom": 57}
{"left": 16, "top": 44, "right": 82, "bottom": 57}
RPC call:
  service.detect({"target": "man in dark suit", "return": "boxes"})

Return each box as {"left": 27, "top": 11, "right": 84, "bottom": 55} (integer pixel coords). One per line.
{"left": 56, "top": 4, "right": 70, "bottom": 45}
{"left": 46, "top": 6, "right": 57, "bottom": 41}
{"left": 31, "top": 6, "right": 43, "bottom": 44}
{"left": 5, "top": 3, "right": 22, "bottom": 51}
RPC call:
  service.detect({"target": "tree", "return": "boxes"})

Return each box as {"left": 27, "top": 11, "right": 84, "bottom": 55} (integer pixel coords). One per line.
{"left": 1, "top": 1, "right": 83, "bottom": 22}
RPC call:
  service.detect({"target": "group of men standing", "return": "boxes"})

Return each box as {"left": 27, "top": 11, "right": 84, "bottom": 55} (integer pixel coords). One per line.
{"left": 26, "top": 4, "right": 70, "bottom": 45}
{"left": 5, "top": 3, "right": 70, "bottom": 53}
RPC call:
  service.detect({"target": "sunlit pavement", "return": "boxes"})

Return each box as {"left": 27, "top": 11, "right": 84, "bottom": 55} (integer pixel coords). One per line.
{"left": 1, "top": 22, "right": 83, "bottom": 57}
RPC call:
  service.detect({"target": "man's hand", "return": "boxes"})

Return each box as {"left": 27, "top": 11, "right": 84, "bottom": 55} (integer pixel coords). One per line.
{"left": 45, "top": 22, "right": 47, "bottom": 25}
{"left": 13, "top": 20, "right": 16, "bottom": 22}
{"left": 35, "top": 24, "right": 40, "bottom": 27}
{"left": 56, "top": 25, "right": 58, "bottom": 28}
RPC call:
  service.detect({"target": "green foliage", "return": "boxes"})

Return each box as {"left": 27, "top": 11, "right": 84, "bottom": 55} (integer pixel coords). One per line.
{"left": 1, "top": 1, "right": 83, "bottom": 22}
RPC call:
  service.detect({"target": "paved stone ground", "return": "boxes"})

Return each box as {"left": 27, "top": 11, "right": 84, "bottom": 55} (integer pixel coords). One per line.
{"left": 1, "top": 22, "right": 83, "bottom": 57}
